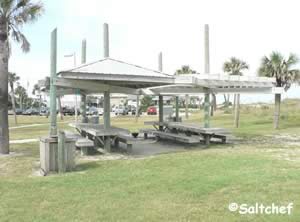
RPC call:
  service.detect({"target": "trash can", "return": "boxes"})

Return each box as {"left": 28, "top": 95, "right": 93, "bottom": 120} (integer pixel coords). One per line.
{"left": 40, "top": 135, "right": 76, "bottom": 175}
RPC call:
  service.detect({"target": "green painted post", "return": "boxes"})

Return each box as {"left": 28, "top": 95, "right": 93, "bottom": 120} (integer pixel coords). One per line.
{"left": 49, "top": 28, "right": 57, "bottom": 136}
{"left": 58, "top": 131, "right": 66, "bottom": 173}
{"left": 159, "top": 95, "right": 164, "bottom": 131}
{"left": 175, "top": 96, "right": 179, "bottom": 122}
{"left": 204, "top": 92, "right": 210, "bottom": 128}
{"left": 81, "top": 39, "right": 87, "bottom": 123}
{"left": 104, "top": 91, "right": 111, "bottom": 152}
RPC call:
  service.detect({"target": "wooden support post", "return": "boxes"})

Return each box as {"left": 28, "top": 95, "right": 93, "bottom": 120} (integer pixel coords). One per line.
{"left": 204, "top": 92, "right": 210, "bottom": 128}
{"left": 135, "top": 95, "right": 140, "bottom": 122}
{"left": 175, "top": 96, "right": 179, "bottom": 122}
{"left": 104, "top": 91, "right": 111, "bottom": 152}
{"left": 185, "top": 94, "right": 189, "bottom": 119}
{"left": 49, "top": 28, "right": 57, "bottom": 136}
{"left": 58, "top": 131, "right": 66, "bottom": 173}
{"left": 274, "top": 93, "right": 281, "bottom": 129}
{"left": 81, "top": 39, "right": 87, "bottom": 123}
{"left": 204, "top": 24, "right": 216, "bottom": 117}
{"left": 57, "top": 96, "right": 63, "bottom": 120}
{"left": 81, "top": 94, "right": 87, "bottom": 123}
{"left": 159, "top": 95, "right": 164, "bottom": 131}
{"left": 234, "top": 94, "right": 240, "bottom": 128}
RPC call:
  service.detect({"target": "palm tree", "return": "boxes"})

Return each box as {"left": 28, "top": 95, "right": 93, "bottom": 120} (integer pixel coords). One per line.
{"left": 258, "top": 52, "right": 300, "bottom": 129}
{"left": 223, "top": 57, "right": 249, "bottom": 128}
{"left": 15, "top": 85, "right": 27, "bottom": 111}
{"left": 0, "top": 0, "right": 44, "bottom": 154}
{"left": 32, "top": 83, "right": 41, "bottom": 114}
{"left": 8, "top": 72, "right": 19, "bottom": 125}
{"left": 175, "top": 65, "right": 197, "bottom": 119}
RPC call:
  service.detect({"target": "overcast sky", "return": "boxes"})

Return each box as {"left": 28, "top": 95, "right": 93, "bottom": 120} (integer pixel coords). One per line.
{"left": 9, "top": 0, "right": 300, "bottom": 103}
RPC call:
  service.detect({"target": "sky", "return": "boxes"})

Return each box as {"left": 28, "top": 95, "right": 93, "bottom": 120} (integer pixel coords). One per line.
{"left": 9, "top": 0, "right": 300, "bottom": 103}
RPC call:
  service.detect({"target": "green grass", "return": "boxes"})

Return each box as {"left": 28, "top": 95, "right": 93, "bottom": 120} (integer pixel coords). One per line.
{"left": 2, "top": 99, "right": 300, "bottom": 221}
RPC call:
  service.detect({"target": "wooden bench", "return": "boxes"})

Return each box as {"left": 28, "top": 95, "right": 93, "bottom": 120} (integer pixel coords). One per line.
{"left": 152, "top": 131, "right": 200, "bottom": 144}
{"left": 65, "top": 131, "right": 95, "bottom": 155}
{"left": 75, "top": 138, "right": 95, "bottom": 155}
{"left": 114, "top": 134, "right": 135, "bottom": 153}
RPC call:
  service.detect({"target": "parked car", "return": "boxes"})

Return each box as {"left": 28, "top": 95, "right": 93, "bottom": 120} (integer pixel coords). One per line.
{"left": 97, "top": 107, "right": 103, "bottom": 116}
{"left": 40, "top": 107, "right": 49, "bottom": 116}
{"left": 115, "top": 106, "right": 128, "bottom": 115}
{"left": 15, "top": 108, "right": 23, "bottom": 115}
{"left": 23, "top": 108, "right": 40, "bottom": 115}
{"left": 87, "top": 107, "right": 98, "bottom": 116}
{"left": 147, "top": 106, "right": 157, "bottom": 115}
{"left": 62, "top": 107, "right": 75, "bottom": 116}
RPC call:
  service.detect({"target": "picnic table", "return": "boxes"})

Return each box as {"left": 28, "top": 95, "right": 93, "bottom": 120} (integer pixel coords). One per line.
{"left": 143, "top": 121, "right": 230, "bottom": 145}
{"left": 69, "top": 123, "right": 155, "bottom": 154}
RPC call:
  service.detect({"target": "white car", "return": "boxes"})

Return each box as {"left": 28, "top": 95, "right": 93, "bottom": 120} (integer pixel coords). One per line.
{"left": 97, "top": 108, "right": 103, "bottom": 116}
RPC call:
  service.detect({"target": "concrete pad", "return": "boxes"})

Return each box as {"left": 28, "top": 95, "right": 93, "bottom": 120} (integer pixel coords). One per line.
{"left": 117, "top": 140, "right": 199, "bottom": 157}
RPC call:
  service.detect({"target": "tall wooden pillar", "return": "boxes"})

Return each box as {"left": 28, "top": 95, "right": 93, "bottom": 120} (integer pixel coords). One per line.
{"left": 49, "top": 28, "right": 57, "bottom": 136}
{"left": 234, "top": 94, "right": 240, "bottom": 128}
{"left": 158, "top": 52, "right": 163, "bottom": 130}
{"left": 159, "top": 95, "right": 164, "bottom": 130}
{"left": 175, "top": 96, "right": 179, "bottom": 122}
{"left": 204, "top": 24, "right": 211, "bottom": 127}
{"left": 135, "top": 95, "right": 140, "bottom": 122}
{"left": 204, "top": 91, "right": 210, "bottom": 128}
{"left": 104, "top": 91, "right": 111, "bottom": 152}
{"left": 81, "top": 39, "right": 87, "bottom": 123}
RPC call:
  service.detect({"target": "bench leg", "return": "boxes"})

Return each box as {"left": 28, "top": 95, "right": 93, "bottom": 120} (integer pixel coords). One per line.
{"left": 205, "top": 135, "right": 211, "bottom": 146}
{"left": 127, "top": 144, "right": 133, "bottom": 154}
{"left": 104, "top": 136, "right": 111, "bottom": 152}
{"left": 221, "top": 137, "right": 226, "bottom": 144}
{"left": 114, "top": 138, "right": 119, "bottom": 148}
{"left": 144, "top": 133, "right": 148, "bottom": 139}
{"left": 81, "top": 147, "right": 89, "bottom": 155}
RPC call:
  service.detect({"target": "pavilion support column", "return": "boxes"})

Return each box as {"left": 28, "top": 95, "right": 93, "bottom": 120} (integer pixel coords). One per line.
{"left": 104, "top": 91, "right": 111, "bottom": 152}
{"left": 49, "top": 28, "right": 57, "bottom": 136}
{"left": 81, "top": 39, "right": 88, "bottom": 123}
{"left": 81, "top": 94, "right": 88, "bottom": 123}
{"left": 204, "top": 91, "right": 210, "bottom": 128}
{"left": 175, "top": 96, "right": 179, "bottom": 122}
{"left": 159, "top": 95, "right": 164, "bottom": 131}
{"left": 274, "top": 93, "right": 281, "bottom": 129}
{"left": 135, "top": 95, "right": 140, "bottom": 122}
{"left": 234, "top": 94, "right": 240, "bottom": 128}
{"left": 185, "top": 94, "right": 189, "bottom": 119}
{"left": 204, "top": 24, "right": 216, "bottom": 117}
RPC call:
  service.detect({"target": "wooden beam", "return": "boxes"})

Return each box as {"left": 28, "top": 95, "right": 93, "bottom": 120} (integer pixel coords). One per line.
{"left": 204, "top": 90, "right": 210, "bottom": 128}
{"left": 54, "top": 78, "right": 139, "bottom": 94}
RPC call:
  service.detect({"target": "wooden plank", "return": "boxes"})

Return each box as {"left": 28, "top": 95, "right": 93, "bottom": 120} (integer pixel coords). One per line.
{"left": 58, "top": 131, "right": 66, "bottom": 173}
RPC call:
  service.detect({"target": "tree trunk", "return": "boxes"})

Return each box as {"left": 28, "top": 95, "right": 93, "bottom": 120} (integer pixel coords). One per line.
{"left": 274, "top": 94, "right": 281, "bottom": 129}
{"left": 10, "top": 86, "right": 17, "bottom": 125}
{"left": 234, "top": 94, "right": 240, "bottom": 128}
{"left": 0, "top": 20, "right": 9, "bottom": 154}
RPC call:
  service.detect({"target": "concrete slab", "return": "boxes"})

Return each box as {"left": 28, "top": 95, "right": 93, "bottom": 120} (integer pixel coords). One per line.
{"left": 116, "top": 140, "right": 198, "bottom": 157}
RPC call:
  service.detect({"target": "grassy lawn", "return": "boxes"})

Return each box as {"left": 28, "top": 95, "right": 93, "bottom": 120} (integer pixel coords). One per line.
{"left": 1, "top": 99, "right": 300, "bottom": 221}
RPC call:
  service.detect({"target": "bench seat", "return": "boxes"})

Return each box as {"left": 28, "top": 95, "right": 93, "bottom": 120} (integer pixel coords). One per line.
{"left": 153, "top": 131, "right": 200, "bottom": 144}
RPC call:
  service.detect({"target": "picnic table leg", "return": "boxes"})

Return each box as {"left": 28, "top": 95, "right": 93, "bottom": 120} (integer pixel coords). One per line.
{"left": 114, "top": 138, "right": 119, "bottom": 148}
{"left": 127, "top": 144, "right": 133, "bottom": 154}
{"left": 104, "top": 136, "right": 111, "bottom": 152}
{"left": 205, "top": 135, "right": 211, "bottom": 146}
{"left": 221, "top": 136, "right": 226, "bottom": 144}
{"left": 144, "top": 133, "right": 148, "bottom": 139}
